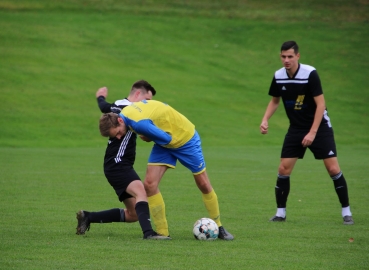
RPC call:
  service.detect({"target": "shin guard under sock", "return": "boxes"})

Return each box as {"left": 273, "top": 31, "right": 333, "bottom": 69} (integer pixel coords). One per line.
{"left": 202, "top": 189, "right": 221, "bottom": 227}
{"left": 148, "top": 192, "right": 169, "bottom": 236}
{"left": 135, "top": 201, "right": 154, "bottom": 236}
{"left": 275, "top": 175, "right": 290, "bottom": 208}
{"left": 331, "top": 172, "right": 350, "bottom": 208}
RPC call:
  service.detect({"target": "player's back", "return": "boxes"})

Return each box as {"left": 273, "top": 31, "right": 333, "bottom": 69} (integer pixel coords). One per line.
{"left": 122, "top": 100, "right": 195, "bottom": 148}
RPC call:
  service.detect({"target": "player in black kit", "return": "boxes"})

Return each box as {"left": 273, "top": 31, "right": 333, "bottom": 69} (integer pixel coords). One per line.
{"left": 76, "top": 80, "right": 170, "bottom": 239}
{"left": 260, "top": 41, "right": 354, "bottom": 225}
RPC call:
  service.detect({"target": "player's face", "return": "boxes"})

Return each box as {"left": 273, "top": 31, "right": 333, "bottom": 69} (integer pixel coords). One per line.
{"left": 109, "top": 118, "right": 126, "bottom": 139}
{"left": 280, "top": 49, "right": 300, "bottom": 71}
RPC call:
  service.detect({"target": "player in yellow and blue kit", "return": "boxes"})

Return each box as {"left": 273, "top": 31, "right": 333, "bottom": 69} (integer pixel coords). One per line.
{"left": 99, "top": 100, "right": 234, "bottom": 240}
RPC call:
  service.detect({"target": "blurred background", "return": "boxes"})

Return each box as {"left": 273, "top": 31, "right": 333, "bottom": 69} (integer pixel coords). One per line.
{"left": 1, "top": 0, "right": 368, "bottom": 148}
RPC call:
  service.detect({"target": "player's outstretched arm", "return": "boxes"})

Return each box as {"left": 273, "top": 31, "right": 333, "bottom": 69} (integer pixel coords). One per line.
{"left": 96, "top": 87, "right": 114, "bottom": 113}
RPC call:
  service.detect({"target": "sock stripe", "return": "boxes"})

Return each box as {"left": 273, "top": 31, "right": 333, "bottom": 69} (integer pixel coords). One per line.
{"left": 331, "top": 171, "right": 343, "bottom": 180}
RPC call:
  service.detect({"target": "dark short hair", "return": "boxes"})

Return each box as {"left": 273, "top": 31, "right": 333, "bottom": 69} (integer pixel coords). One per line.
{"left": 281, "top": 41, "right": 299, "bottom": 54}
{"left": 131, "top": 80, "right": 156, "bottom": 96}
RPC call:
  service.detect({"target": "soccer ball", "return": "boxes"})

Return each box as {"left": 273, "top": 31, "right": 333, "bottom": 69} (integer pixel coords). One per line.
{"left": 193, "top": 218, "right": 219, "bottom": 240}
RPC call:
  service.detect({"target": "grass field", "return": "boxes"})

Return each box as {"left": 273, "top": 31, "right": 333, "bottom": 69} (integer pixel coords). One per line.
{"left": 0, "top": 0, "right": 368, "bottom": 269}
{"left": 1, "top": 145, "right": 368, "bottom": 269}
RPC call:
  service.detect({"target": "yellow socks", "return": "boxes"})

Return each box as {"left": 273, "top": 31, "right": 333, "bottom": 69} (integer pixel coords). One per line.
{"left": 147, "top": 190, "right": 221, "bottom": 235}
{"left": 148, "top": 192, "right": 169, "bottom": 236}
{"left": 202, "top": 189, "right": 222, "bottom": 227}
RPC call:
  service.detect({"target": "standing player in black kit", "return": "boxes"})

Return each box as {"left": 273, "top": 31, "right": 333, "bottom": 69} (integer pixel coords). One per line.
{"left": 76, "top": 80, "right": 170, "bottom": 239}
{"left": 260, "top": 41, "right": 354, "bottom": 225}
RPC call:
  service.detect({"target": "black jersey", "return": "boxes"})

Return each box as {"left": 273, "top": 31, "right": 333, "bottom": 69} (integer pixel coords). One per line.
{"left": 269, "top": 63, "right": 332, "bottom": 131}
{"left": 97, "top": 96, "right": 137, "bottom": 175}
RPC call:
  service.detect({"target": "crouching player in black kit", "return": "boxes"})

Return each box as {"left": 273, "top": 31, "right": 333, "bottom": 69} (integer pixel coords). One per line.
{"left": 76, "top": 80, "right": 170, "bottom": 240}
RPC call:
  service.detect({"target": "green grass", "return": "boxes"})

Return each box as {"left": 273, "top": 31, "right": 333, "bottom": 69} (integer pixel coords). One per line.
{"left": 0, "top": 145, "right": 368, "bottom": 269}
{"left": 0, "top": 1, "right": 368, "bottom": 269}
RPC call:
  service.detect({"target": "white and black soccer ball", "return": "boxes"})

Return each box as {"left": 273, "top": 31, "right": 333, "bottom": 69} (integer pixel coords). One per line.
{"left": 193, "top": 218, "right": 219, "bottom": 240}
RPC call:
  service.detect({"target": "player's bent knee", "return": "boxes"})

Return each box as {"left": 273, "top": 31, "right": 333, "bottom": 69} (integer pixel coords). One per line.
{"left": 327, "top": 167, "right": 340, "bottom": 176}
{"left": 144, "top": 180, "right": 157, "bottom": 193}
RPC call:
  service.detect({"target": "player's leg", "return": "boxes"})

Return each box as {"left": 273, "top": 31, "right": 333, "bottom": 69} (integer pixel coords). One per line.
{"left": 193, "top": 171, "right": 218, "bottom": 222}
{"left": 192, "top": 171, "right": 234, "bottom": 240}
{"left": 144, "top": 144, "right": 176, "bottom": 237}
{"left": 270, "top": 130, "right": 305, "bottom": 222}
{"left": 311, "top": 131, "right": 353, "bottom": 224}
{"left": 323, "top": 157, "right": 353, "bottom": 225}
{"left": 144, "top": 166, "right": 167, "bottom": 236}
{"left": 144, "top": 164, "right": 167, "bottom": 197}
{"left": 126, "top": 180, "right": 170, "bottom": 239}
{"left": 270, "top": 157, "right": 298, "bottom": 221}
{"left": 144, "top": 165, "right": 169, "bottom": 236}
{"left": 177, "top": 131, "right": 234, "bottom": 240}
{"left": 76, "top": 170, "right": 139, "bottom": 235}
{"left": 122, "top": 197, "right": 138, "bottom": 222}
{"left": 76, "top": 207, "right": 126, "bottom": 235}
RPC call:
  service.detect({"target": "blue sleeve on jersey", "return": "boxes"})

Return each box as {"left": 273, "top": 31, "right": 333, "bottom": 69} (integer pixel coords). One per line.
{"left": 132, "top": 119, "right": 172, "bottom": 146}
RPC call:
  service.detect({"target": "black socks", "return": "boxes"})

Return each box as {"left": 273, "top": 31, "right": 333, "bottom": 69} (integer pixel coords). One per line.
{"left": 88, "top": 208, "right": 125, "bottom": 223}
{"left": 273, "top": 172, "right": 350, "bottom": 210}
{"left": 135, "top": 201, "right": 155, "bottom": 237}
{"left": 331, "top": 172, "right": 350, "bottom": 208}
{"left": 275, "top": 175, "right": 290, "bottom": 208}
{"left": 83, "top": 202, "right": 155, "bottom": 237}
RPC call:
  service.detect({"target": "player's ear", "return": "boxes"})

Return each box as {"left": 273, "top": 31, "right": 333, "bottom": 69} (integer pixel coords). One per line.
{"left": 118, "top": 117, "right": 123, "bottom": 124}
{"left": 135, "top": 89, "right": 142, "bottom": 99}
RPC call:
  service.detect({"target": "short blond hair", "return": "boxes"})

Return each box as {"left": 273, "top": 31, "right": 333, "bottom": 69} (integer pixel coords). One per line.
{"left": 99, "top": 113, "right": 120, "bottom": 137}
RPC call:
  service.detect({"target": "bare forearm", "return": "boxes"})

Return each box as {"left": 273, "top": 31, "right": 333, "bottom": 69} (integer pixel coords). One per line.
{"left": 260, "top": 97, "right": 280, "bottom": 134}
{"left": 263, "top": 100, "right": 279, "bottom": 121}
{"left": 310, "top": 95, "right": 326, "bottom": 133}
{"left": 310, "top": 104, "right": 325, "bottom": 133}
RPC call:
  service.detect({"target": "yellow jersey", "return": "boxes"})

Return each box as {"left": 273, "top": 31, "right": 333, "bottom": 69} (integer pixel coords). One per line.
{"left": 119, "top": 100, "right": 195, "bottom": 148}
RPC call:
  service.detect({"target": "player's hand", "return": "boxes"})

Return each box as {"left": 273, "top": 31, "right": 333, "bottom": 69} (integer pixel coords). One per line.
{"left": 260, "top": 120, "right": 269, "bottom": 134}
{"left": 301, "top": 131, "right": 316, "bottom": 147}
{"left": 96, "top": 87, "right": 108, "bottom": 98}
{"left": 139, "top": 135, "right": 152, "bottom": 142}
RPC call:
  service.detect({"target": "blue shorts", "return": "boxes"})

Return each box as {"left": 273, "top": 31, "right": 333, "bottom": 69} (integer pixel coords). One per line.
{"left": 148, "top": 131, "right": 206, "bottom": 175}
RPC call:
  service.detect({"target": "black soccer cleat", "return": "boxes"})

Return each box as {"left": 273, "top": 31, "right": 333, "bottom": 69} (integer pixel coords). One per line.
{"left": 269, "top": 215, "right": 286, "bottom": 222}
{"left": 218, "top": 226, "right": 234, "bottom": 240}
{"left": 143, "top": 231, "right": 171, "bottom": 240}
{"left": 343, "top": 215, "right": 354, "bottom": 225}
{"left": 76, "top": 210, "right": 91, "bottom": 235}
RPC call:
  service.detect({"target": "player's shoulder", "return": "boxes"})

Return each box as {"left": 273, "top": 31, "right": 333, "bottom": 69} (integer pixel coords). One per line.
{"left": 299, "top": 63, "right": 316, "bottom": 72}
{"left": 109, "top": 99, "right": 131, "bottom": 114}
{"left": 274, "top": 67, "right": 288, "bottom": 79}
{"left": 141, "top": 99, "right": 168, "bottom": 108}
{"left": 296, "top": 63, "right": 317, "bottom": 79}
{"left": 114, "top": 98, "right": 131, "bottom": 107}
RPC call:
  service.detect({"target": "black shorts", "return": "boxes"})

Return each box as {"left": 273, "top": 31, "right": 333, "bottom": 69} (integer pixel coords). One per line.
{"left": 104, "top": 168, "right": 141, "bottom": 202}
{"left": 281, "top": 129, "right": 337, "bottom": 160}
